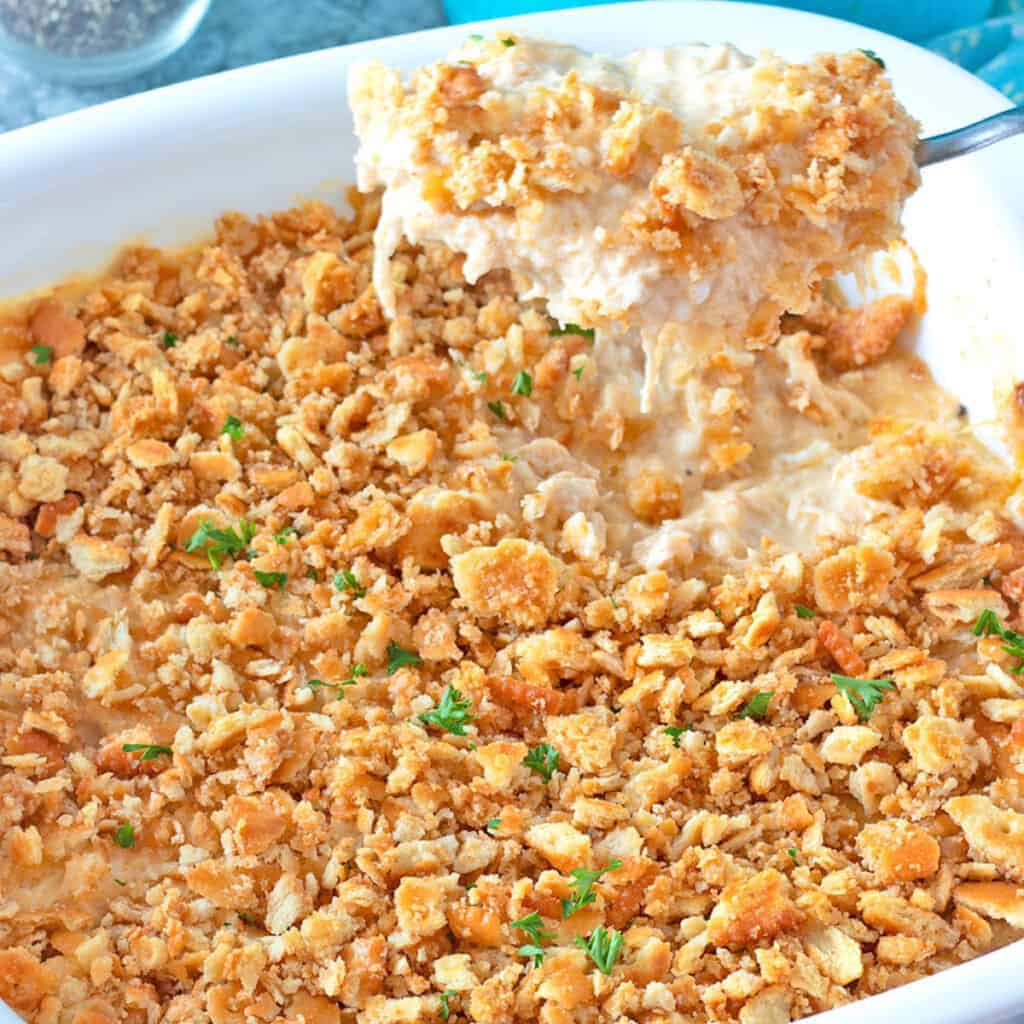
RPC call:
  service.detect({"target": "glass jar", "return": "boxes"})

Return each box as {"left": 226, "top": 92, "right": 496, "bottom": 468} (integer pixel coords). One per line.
{"left": 0, "top": 0, "right": 212, "bottom": 85}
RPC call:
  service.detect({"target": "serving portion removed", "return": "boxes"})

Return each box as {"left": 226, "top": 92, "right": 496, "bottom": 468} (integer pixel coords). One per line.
{"left": 1, "top": 27, "right": 1024, "bottom": 1024}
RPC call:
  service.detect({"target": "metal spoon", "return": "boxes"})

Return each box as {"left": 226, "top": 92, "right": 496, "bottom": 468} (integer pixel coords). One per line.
{"left": 916, "top": 107, "right": 1024, "bottom": 167}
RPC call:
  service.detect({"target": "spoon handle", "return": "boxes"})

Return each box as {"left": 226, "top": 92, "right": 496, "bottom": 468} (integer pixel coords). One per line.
{"left": 916, "top": 107, "right": 1024, "bottom": 167}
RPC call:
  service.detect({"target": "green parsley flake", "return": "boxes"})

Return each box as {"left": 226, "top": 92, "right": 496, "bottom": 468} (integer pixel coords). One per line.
{"left": 738, "top": 691, "right": 773, "bottom": 720}
{"left": 787, "top": 847, "right": 799, "bottom": 864}
{"left": 31, "top": 344, "right": 53, "bottom": 365}
{"left": 501, "top": 453, "right": 519, "bottom": 462}
{"left": 273, "top": 526, "right": 297, "bottom": 544}
{"left": 114, "top": 823, "right": 135, "bottom": 849}
{"left": 306, "top": 568, "right": 319, "bottom": 581}
{"left": 334, "top": 569, "right": 366, "bottom": 598}
{"left": 439, "top": 989, "right": 456, "bottom": 1021}
{"left": 572, "top": 363, "right": 585, "bottom": 381}
{"left": 387, "top": 640, "right": 422, "bottom": 675}
{"left": 113, "top": 878, "right": 127, "bottom": 887}
{"left": 511, "top": 370, "right": 533, "bottom": 397}
{"left": 160, "top": 331, "right": 178, "bottom": 349}
{"left": 561, "top": 860, "right": 621, "bottom": 919}
{"left": 512, "top": 911, "right": 555, "bottom": 946}
{"left": 973, "top": 608, "right": 1024, "bottom": 672}
{"left": 418, "top": 684, "right": 474, "bottom": 734}
{"left": 487, "top": 399, "right": 507, "bottom": 420}
{"left": 238, "top": 911, "right": 256, "bottom": 925}
{"left": 486, "top": 817, "right": 502, "bottom": 832}
{"left": 254, "top": 570, "right": 287, "bottom": 591}
{"left": 523, "top": 742, "right": 559, "bottom": 782}
{"left": 831, "top": 674, "right": 896, "bottom": 721}
{"left": 663, "top": 725, "right": 691, "bottom": 748}
{"left": 308, "top": 664, "right": 367, "bottom": 700}
{"left": 226, "top": 335, "right": 240, "bottom": 348}
{"left": 519, "top": 943, "right": 546, "bottom": 967}
{"left": 185, "top": 518, "right": 256, "bottom": 570}
{"left": 501, "top": 37, "right": 515, "bottom": 46}
{"left": 795, "top": 604, "right": 816, "bottom": 619}
{"left": 221, "top": 415, "right": 244, "bottom": 441}
{"left": 472, "top": 369, "right": 488, "bottom": 384}
{"left": 859, "top": 48, "right": 885, "bottom": 68}
{"left": 575, "top": 927, "right": 624, "bottom": 974}
{"left": 550, "top": 322, "right": 595, "bottom": 340}
{"left": 122, "top": 743, "right": 172, "bottom": 761}
{"left": 468, "top": 33, "right": 483, "bottom": 41}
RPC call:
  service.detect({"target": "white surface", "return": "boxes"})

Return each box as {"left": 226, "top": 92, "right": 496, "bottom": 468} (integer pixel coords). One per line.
{"left": 0, "top": 4, "right": 1022, "bottom": 1022}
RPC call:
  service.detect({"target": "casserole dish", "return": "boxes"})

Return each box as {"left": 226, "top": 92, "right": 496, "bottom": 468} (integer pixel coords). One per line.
{"left": 1, "top": 4, "right": 1022, "bottom": 1022}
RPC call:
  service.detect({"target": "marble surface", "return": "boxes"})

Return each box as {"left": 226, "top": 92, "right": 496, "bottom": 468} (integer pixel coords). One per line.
{"left": 0, "top": 0, "right": 446, "bottom": 133}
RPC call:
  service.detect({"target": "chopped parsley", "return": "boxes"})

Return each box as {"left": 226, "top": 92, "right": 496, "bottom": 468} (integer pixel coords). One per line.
{"left": 308, "top": 664, "right": 366, "bottom": 700}
{"left": 738, "top": 691, "right": 773, "bottom": 720}
{"left": 114, "top": 823, "right": 135, "bottom": 849}
{"left": 160, "top": 331, "right": 178, "bottom": 349}
{"left": 519, "top": 943, "right": 547, "bottom": 968}
{"left": 486, "top": 817, "right": 502, "bottom": 833}
{"left": 501, "top": 37, "right": 515, "bottom": 46}
{"left": 795, "top": 604, "right": 816, "bottom": 619}
{"left": 113, "top": 878, "right": 127, "bottom": 887}
{"left": 253, "top": 570, "right": 287, "bottom": 591}
{"left": 561, "top": 860, "right": 621, "bottom": 919}
{"left": 122, "top": 743, "right": 172, "bottom": 761}
{"left": 572, "top": 363, "right": 585, "bottom": 381}
{"left": 334, "top": 568, "right": 366, "bottom": 598}
{"left": 30, "top": 344, "right": 53, "bottom": 365}
{"left": 238, "top": 911, "right": 256, "bottom": 925}
{"left": 439, "top": 989, "right": 456, "bottom": 1021}
{"left": 522, "top": 742, "right": 559, "bottom": 782}
{"left": 469, "top": 33, "right": 483, "bottom": 41}
{"left": 184, "top": 518, "right": 256, "bottom": 569}
{"left": 831, "top": 674, "right": 896, "bottom": 721}
{"left": 472, "top": 369, "right": 488, "bottom": 384}
{"left": 974, "top": 608, "right": 1002, "bottom": 635}
{"left": 418, "top": 684, "right": 474, "bottom": 735}
{"left": 511, "top": 370, "right": 533, "bottom": 397}
{"left": 226, "top": 335, "right": 240, "bottom": 348}
{"left": 487, "top": 399, "right": 506, "bottom": 420}
{"left": 387, "top": 641, "right": 422, "bottom": 675}
{"left": 787, "top": 847, "right": 799, "bottom": 864}
{"left": 306, "top": 568, "right": 319, "bottom": 581}
{"left": 512, "top": 911, "right": 555, "bottom": 946}
{"left": 575, "top": 927, "right": 624, "bottom": 974}
{"left": 273, "top": 526, "right": 297, "bottom": 544}
{"left": 501, "top": 453, "right": 519, "bottom": 462}
{"left": 859, "top": 48, "right": 885, "bottom": 68}
{"left": 221, "top": 415, "right": 244, "bottom": 441}
{"left": 663, "top": 725, "right": 691, "bottom": 748}
{"left": 550, "top": 322, "right": 595, "bottom": 340}
{"left": 973, "top": 608, "right": 1024, "bottom": 673}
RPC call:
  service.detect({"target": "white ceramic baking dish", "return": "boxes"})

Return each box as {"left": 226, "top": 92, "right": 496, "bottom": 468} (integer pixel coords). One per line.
{"left": 1, "top": 3, "right": 1022, "bottom": 1021}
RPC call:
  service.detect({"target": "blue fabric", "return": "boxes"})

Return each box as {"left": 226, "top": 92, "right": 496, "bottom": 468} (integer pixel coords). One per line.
{"left": 929, "top": 1, "right": 1024, "bottom": 104}
{"left": 443, "top": 0, "right": 1024, "bottom": 106}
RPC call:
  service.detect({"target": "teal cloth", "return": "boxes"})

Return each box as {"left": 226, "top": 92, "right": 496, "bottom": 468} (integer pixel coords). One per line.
{"left": 443, "top": 0, "right": 1024, "bottom": 106}
{"left": 929, "top": 0, "right": 1024, "bottom": 104}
